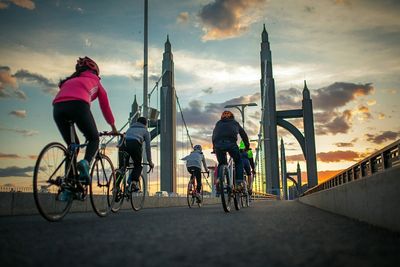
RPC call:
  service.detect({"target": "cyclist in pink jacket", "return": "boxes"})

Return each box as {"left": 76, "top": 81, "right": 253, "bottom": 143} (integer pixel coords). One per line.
{"left": 53, "top": 56, "right": 117, "bottom": 184}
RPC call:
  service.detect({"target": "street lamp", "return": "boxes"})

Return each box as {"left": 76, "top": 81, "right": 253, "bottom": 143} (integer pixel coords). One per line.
{"left": 224, "top": 103, "right": 257, "bottom": 130}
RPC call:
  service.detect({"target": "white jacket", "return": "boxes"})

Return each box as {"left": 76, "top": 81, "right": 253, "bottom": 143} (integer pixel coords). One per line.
{"left": 181, "top": 151, "right": 207, "bottom": 171}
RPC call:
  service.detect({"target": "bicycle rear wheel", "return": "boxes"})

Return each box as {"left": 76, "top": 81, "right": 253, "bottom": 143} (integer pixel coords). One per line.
{"left": 220, "top": 166, "right": 232, "bottom": 212}
{"left": 33, "top": 142, "right": 72, "bottom": 222}
{"left": 186, "top": 179, "right": 196, "bottom": 208}
{"left": 90, "top": 154, "right": 115, "bottom": 217}
{"left": 130, "top": 175, "right": 146, "bottom": 211}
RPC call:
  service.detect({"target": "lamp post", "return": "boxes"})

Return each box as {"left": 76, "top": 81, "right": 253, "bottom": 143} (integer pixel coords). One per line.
{"left": 224, "top": 103, "right": 257, "bottom": 130}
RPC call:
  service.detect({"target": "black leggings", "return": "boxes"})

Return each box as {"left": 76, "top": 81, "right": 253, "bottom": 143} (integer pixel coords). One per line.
{"left": 187, "top": 166, "right": 202, "bottom": 192}
{"left": 53, "top": 100, "right": 99, "bottom": 163}
{"left": 118, "top": 139, "right": 143, "bottom": 182}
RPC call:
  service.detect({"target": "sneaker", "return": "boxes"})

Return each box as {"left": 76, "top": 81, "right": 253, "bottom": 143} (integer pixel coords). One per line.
{"left": 131, "top": 181, "right": 139, "bottom": 192}
{"left": 77, "top": 159, "right": 90, "bottom": 185}
{"left": 58, "top": 189, "right": 71, "bottom": 202}
{"left": 235, "top": 182, "right": 243, "bottom": 191}
{"left": 195, "top": 191, "right": 202, "bottom": 202}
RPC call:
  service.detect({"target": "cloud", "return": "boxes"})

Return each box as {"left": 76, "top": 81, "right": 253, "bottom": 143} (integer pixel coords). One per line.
{"left": 202, "top": 87, "right": 213, "bottom": 94}
{"left": 0, "top": 166, "right": 34, "bottom": 177}
{"left": 315, "top": 110, "right": 352, "bottom": 135}
{"left": 276, "top": 82, "right": 375, "bottom": 135}
{"left": 365, "top": 131, "right": 399, "bottom": 145}
{"left": 312, "top": 82, "right": 374, "bottom": 112}
{"left": 177, "top": 12, "right": 189, "bottom": 24}
{"left": 333, "top": 0, "right": 351, "bottom": 6}
{"left": 179, "top": 92, "right": 261, "bottom": 128}
{"left": 276, "top": 87, "right": 302, "bottom": 110}
{"left": 286, "top": 150, "right": 364, "bottom": 163}
{"left": 0, "top": 66, "right": 26, "bottom": 99}
{"left": 9, "top": 109, "right": 27, "bottom": 118}
{"left": 0, "top": 2, "right": 8, "bottom": 9}
{"left": 14, "top": 69, "right": 59, "bottom": 96}
{"left": 0, "top": 0, "right": 35, "bottom": 10}
{"left": 304, "top": 6, "right": 315, "bottom": 13}
{"left": 317, "top": 150, "right": 364, "bottom": 162}
{"left": 334, "top": 142, "right": 354, "bottom": 147}
{"left": 0, "top": 126, "right": 39, "bottom": 136}
{"left": 354, "top": 105, "right": 372, "bottom": 120}
{"left": 0, "top": 153, "right": 21, "bottom": 159}
{"left": 198, "top": 0, "right": 267, "bottom": 41}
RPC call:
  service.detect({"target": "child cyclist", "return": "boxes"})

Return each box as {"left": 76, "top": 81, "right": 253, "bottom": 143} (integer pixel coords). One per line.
{"left": 53, "top": 57, "right": 117, "bottom": 191}
{"left": 212, "top": 110, "right": 250, "bottom": 190}
{"left": 181, "top": 145, "right": 209, "bottom": 201}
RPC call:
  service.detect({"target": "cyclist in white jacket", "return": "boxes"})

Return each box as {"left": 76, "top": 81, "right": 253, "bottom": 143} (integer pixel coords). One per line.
{"left": 181, "top": 145, "right": 209, "bottom": 198}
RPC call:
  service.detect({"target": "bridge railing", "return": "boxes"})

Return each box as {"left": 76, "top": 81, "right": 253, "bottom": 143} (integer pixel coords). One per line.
{"left": 303, "top": 139, "right": 400, "bottom": 196}
{"left": 252, "top": 191, "right": 278, "bottom": 200}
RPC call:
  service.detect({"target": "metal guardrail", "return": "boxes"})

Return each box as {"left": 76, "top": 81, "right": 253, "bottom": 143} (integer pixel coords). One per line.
{"left": 0, "top": 186, "right": 32, "bottom": 192}
{"left": 304, "top": 139, "right": 400, "bottom": 196}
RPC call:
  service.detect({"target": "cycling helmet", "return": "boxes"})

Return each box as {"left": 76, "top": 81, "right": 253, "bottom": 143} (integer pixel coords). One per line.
{"left": 193, "top": 144, "right": 202, "bottom": 152}
{"left": 221, "top": 110, "right": 234, "bottom": 120}
{"left": 76, "top": 56, "right": 99, "bottom": 75}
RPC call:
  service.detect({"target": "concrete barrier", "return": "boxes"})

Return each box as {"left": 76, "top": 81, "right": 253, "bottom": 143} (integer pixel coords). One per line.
{"left": 300, "top": 165, "right": 400, "bottom": 232}
{"left": 0, "top": 192, "right": 221, "bottom": 216}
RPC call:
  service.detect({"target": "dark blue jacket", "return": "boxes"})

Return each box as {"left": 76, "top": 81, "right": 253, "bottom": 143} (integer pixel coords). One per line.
{"left": 212, "top": 118, "right": 250, "bottom": 149}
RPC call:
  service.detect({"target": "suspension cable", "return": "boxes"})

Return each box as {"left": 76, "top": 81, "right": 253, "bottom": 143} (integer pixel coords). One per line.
{"left": 175, "top": 91, "right": 193, "bottom": 148}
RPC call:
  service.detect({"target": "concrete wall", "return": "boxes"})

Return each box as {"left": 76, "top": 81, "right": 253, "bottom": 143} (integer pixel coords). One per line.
{"left": 300, "top": 165, "right": 400, "bottom": 232}
{"left": 0, "top": 193, "right": 220, "bottom": 216}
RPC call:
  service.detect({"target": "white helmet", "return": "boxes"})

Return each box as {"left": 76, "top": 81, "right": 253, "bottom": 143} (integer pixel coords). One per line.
{"left": 193, "top": 144, "right": 202, "bottom": 152}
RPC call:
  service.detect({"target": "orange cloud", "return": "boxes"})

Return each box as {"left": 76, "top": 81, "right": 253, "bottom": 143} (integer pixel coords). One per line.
{"left": 1, "top": 0, "right": 35, "bottom": 10}
{"left": 199, "top": 0, "right": 266, "bottom": 41}
{"left": 286, "top": 150, "right": 364, "bottom": 163}
{"left": 317, "top": 150, "right": 363, "bottom": 162}
{"left": 177, "top": 12, "right": 189, "bottom": 24}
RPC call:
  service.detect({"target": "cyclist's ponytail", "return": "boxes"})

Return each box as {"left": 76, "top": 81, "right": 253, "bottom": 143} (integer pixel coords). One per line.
{"left": 58, "top": 65, "right": 89, "bottom": 87}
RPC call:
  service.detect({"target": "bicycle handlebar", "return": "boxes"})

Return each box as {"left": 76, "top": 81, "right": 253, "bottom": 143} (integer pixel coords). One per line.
{"left": 142, "top": 163, "right": 154, "bottom": 174}
{"left": 201, "top": 171, "right": 210, "bottom": 178}
{"left": 99, "top": 131, "right": 123, "bottom": 137}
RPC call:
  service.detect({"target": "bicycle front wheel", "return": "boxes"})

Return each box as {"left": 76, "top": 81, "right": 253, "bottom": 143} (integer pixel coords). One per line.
{"left": 33, "top": 142, "right": 72, "bottom": 222}
{"left": 111, "top": 173, "right": 125, "bottom": 213}
{"left": 130, "top": 175, "right": 146, "bottom": 211}
{"left": 186, "top": 179, "right": 195, "bottom": 208}
{"left": 90, "top": 154, "right": 115, "bottom": 217}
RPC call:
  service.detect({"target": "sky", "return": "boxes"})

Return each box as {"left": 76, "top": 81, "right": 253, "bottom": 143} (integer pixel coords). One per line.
{"left": 0, "top": 0, "right": 399, "bottom": 193}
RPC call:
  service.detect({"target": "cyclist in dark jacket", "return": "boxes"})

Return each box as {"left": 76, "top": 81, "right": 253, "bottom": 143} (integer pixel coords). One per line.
{"left": 212, "top": 110, "right": 250, "bottom": 188}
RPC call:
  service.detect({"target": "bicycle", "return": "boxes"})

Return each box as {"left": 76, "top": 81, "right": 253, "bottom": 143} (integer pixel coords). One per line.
{"left": 111, "top": 147, "right": 152, "bottom": 212}
{"left": 33, "top": 122, "right": 116, "bottom": 222}
{"left": 217, "top": 157, "right": 241, "bottom": 212}
{"left": 187, "top": 171, "right": 208, "bottom": 208}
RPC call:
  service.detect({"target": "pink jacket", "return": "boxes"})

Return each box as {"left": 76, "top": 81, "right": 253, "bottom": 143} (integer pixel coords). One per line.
{"left": 53, "top": 71, "right": 115, "bottom": 125}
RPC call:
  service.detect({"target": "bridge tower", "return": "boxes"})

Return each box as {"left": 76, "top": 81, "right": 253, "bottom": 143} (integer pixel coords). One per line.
{"left": 129, "top": 95, "right": 139, "bottom": 126}
{"left": 260, "top": 25, "right": 318, "bottom": 194}
{"left": 160, "top": 35, "right": 177, "bottom": 193}
{"left": 260, "top": 24, "right": 280, "bottom": 196}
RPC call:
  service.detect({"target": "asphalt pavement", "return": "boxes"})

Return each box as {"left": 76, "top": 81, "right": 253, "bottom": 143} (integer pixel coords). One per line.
{"left": 0, "top": 200, "right": 399, "bottom": 267}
